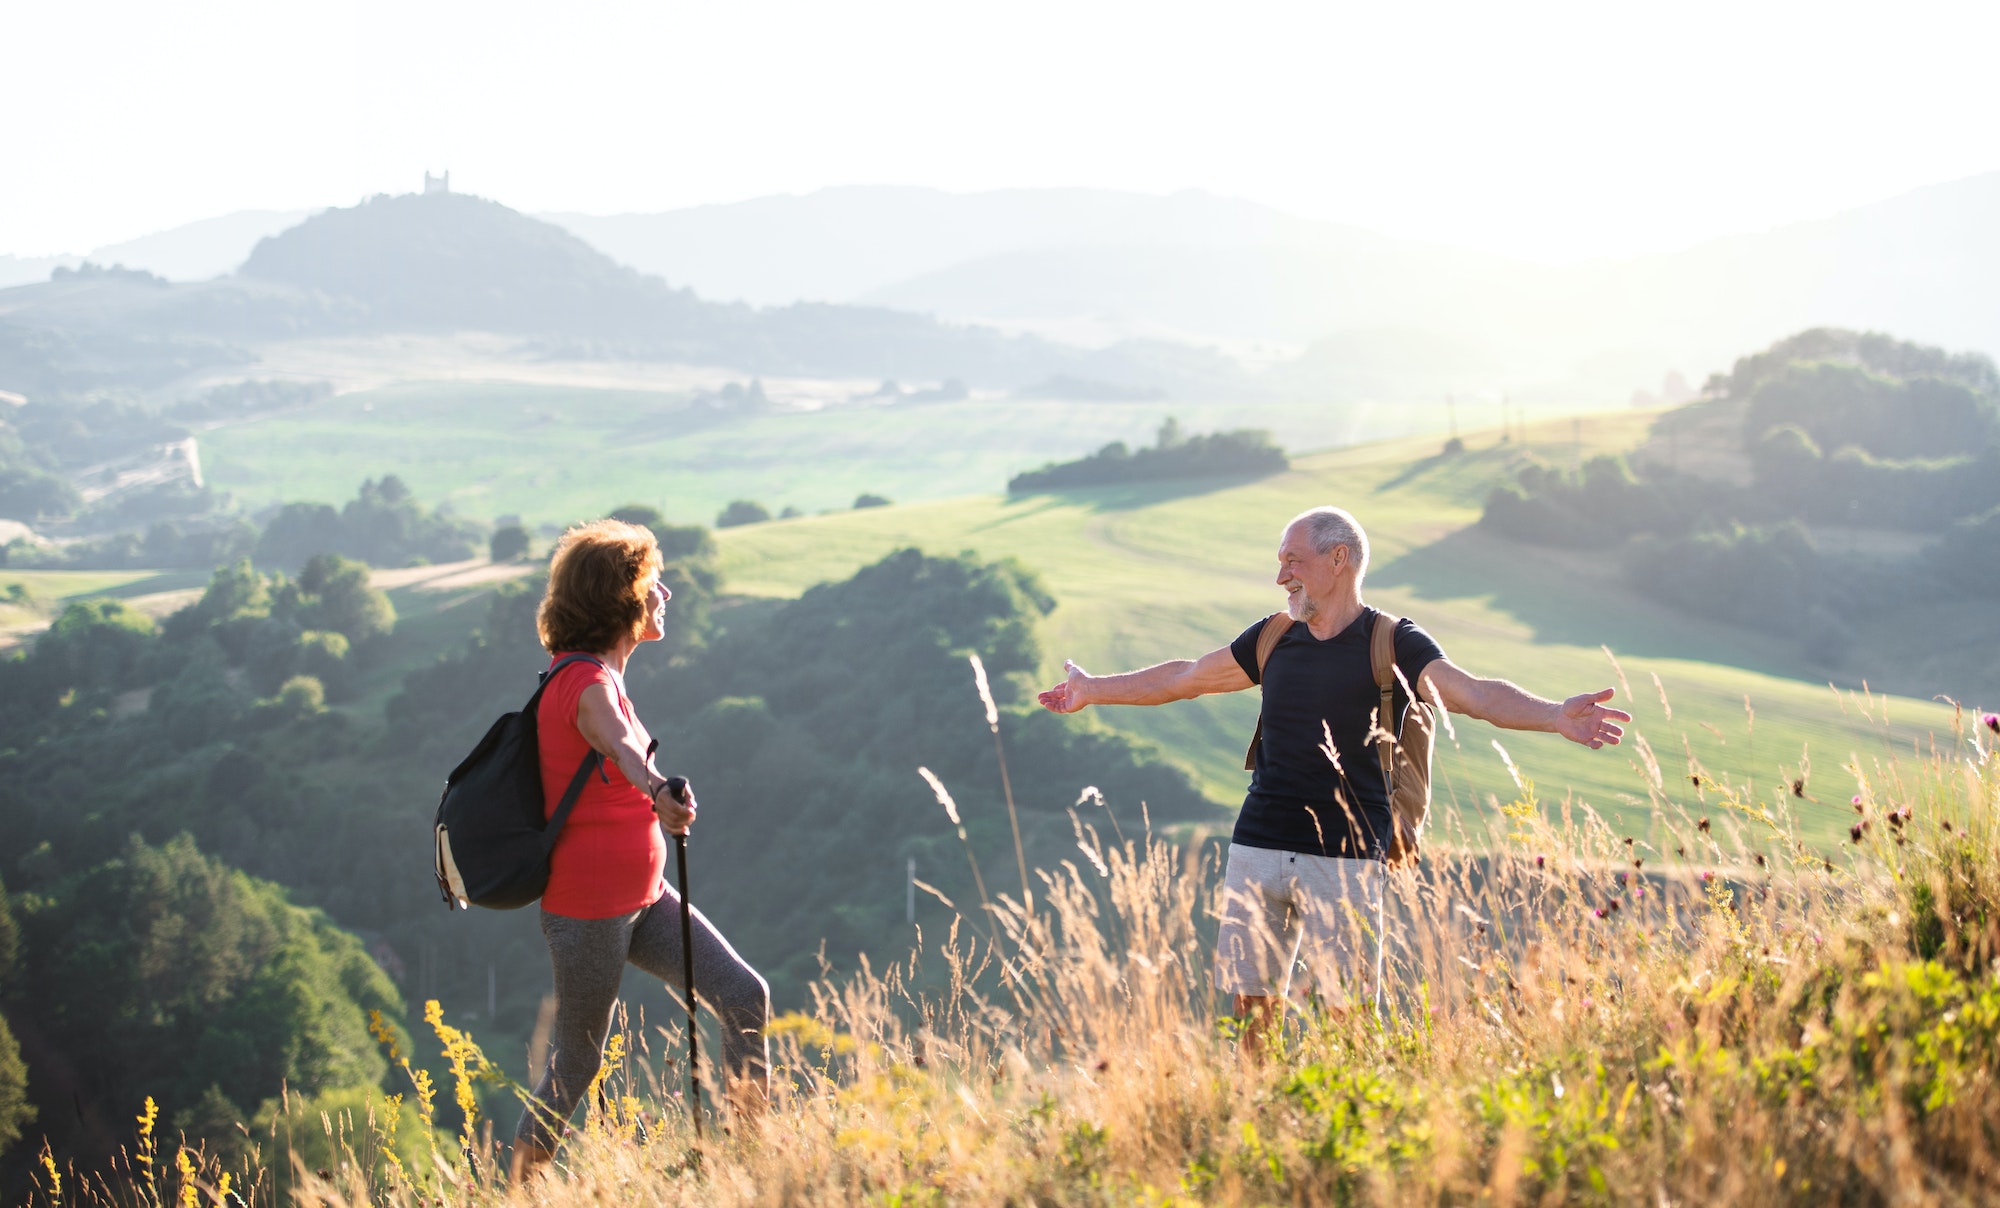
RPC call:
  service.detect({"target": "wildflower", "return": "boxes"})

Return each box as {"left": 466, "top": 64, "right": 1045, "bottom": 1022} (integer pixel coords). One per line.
{"left": 1689, "top": 773, "right": 1702, "bottom": 789}
{"left": 1535, "top": 855, "right": 1546, "bottom": 869}
{"left": 1593, "top": 908, "right": 1608, "bottom": 919}
{"left": 1791, "top": 776, "right": 1806, "bottom": 797}
{"left": 1850, "top": 823, "right": 1864, "bottom": 843}
{"left": 1676, "top": 845, "right": 1686, "bottom": 857}
{"left": 1754, "top": 853, "right": 1767, "bottom": 868}
{"left": 1698, "top": 817, "right": 1711, "bottom": 833}
{"left": 1851, "top": 795, "right": 1864, "bottom": 811}
{"left": 1701, "top": 871, "right": 1714, "bottom": 883}
{"left": 1608, "top": 898, "right": 1622, "bottom": 913}
{"left": 1984, "top": 712, "right": 1999, "bottom": 734}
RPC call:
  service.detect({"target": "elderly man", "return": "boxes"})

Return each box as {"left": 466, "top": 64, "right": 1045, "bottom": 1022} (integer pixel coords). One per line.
{"left": 1036, "top": 506, "right": 1629, "bottom": 1041}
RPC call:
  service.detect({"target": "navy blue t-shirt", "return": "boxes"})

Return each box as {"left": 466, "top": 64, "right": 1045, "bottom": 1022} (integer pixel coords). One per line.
{"left": 1229, "top": 607, "right": 1445, "bottom": 860}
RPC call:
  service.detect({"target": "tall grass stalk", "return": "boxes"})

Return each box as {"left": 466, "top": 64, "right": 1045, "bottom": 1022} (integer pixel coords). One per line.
{"left": 971, "top": 653, "right": 1034, "bottom": 918}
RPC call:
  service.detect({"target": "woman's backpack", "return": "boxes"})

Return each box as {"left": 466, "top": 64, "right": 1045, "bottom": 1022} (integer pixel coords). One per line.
{"left": 433, "top": 654, "right": 603, "bottom": 910}
{"left": 1242, "top": 610, "right": 1436, "bottom": 866}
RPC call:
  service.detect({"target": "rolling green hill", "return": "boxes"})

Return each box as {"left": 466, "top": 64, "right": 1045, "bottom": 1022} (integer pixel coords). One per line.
{"left": 195, "top": 382, "right": 1372, "bottom": 524}
{"left": 712, "top": 412, "right": 1963, "bottom": 849}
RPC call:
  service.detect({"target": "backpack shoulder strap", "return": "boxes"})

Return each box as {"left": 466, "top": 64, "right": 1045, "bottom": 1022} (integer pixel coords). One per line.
{"left": 542, "top": 652, "right": 605, "bottom": 684}
{"left": 1370, "top": 611, "right": 1399, "bottom": 788}
{"left": 540, "top": 653, "right": 608, "bottom": 843}
{"left": 1253, "top": 612, "right": 1293, "bottom": 681}
{"left": 1242, "top": 613, "right": 1294, "bottom": 770}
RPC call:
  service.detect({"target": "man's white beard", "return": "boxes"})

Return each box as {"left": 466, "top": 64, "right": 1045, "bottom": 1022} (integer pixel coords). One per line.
{"left": 1285, "top": 585, "right": 1316, "bottom": 622}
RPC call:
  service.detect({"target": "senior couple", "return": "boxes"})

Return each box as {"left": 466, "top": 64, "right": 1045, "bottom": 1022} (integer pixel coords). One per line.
{"left": 510, "top": 506, "right": 1627, "bottom": 1173}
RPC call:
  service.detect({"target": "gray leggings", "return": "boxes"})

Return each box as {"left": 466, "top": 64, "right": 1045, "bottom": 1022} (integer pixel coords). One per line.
{"left": 514, "top": 892, "right": 770, "bottom": 1148}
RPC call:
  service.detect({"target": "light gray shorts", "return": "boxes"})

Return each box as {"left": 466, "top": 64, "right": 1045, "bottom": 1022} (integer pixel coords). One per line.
{"left": 1214, "top": 843, "right": 1385, "bottom": 1005}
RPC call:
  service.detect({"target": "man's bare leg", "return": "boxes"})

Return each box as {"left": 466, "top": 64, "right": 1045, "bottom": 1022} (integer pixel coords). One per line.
{"left": 1234, "top": 993, "right": 1282, "bottom": 1059}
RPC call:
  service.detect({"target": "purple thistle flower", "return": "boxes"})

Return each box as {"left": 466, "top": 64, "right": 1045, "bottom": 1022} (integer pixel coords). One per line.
{"left": 1984, "top": 712, "right": 1999, "bottom": 735}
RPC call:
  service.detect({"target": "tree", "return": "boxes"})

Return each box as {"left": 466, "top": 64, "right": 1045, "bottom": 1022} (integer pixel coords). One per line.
{"left": 489, "top": 523, "right": 531, "bottom": 563}
{"left": 717, "top": 500, "right": 771, "bottom": 527}
{"left": 7, "top": 835, "right": 403, "bottom": 1164}
{"left": 608, "top": 504, "right": 667, "bottom": 530}
{"left": 0, "top": 1014, "right": 31, "bottom": 1160}
{"left": 853, "top": 493, "right": 891, "bottom": 509}
{"left": 295, "top": 554, "right": 395, "bottom": 644}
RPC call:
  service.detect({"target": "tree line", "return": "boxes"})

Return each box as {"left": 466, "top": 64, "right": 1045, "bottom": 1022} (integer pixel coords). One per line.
{"left": 1008, "top": 419, "right": 1288, "bottom": 494}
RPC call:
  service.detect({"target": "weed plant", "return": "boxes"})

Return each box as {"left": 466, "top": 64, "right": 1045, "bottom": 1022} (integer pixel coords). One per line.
{"left": 23, "top": 696, "right": 2000, "bottom": 1206}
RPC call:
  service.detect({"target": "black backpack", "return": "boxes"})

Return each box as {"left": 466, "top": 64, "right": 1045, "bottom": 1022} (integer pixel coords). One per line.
{"left": 433, "top": 654, "right": 604, "bottom": 910}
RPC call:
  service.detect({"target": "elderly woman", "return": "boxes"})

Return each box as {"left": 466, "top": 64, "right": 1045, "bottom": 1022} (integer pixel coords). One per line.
{"left": 511, "top": 519, "right": 769, "bottom": 1180}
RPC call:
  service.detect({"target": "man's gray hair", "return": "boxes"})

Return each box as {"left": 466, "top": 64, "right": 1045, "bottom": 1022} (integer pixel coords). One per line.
{"left": 1288, "top": 507, "right": 1369, "bottom": 582}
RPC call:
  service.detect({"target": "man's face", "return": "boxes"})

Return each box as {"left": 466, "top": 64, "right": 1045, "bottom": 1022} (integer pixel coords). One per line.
{"left": 1275, "top": 523, "right": 1345, "bottom": 621}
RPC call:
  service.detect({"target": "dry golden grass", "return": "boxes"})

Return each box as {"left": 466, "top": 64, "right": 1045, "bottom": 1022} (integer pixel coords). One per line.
{"left": 31, "top": 708, "right": 2000, "bottom": 1207}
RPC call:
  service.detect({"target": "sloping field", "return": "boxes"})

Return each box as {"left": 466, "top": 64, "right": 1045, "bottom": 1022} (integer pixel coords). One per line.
{"left": 714, "top": 413, "right": 1961, "bottom": 850}
{"left": 194, "top": 380, "right": 1398, "bottom": 525}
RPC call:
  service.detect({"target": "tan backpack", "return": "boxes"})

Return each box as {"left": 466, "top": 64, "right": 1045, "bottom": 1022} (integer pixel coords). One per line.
{"left": 1242, "top": 610, "right": 1435, "bottom": 866}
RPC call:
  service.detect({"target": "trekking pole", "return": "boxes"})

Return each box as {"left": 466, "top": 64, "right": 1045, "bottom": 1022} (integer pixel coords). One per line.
{"left": 664, "top": 776, "right": 701, "bottom": 1142}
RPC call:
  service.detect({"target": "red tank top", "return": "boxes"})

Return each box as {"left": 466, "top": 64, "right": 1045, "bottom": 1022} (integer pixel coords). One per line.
{"left": 537, "top": 655, "right": 667, "bottom": 918}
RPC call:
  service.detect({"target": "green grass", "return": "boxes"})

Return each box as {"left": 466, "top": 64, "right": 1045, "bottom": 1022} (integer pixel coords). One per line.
{"left": 0, "top": 569, "right": 213, "bottom": 639}
{"left": 713, "top": 413, "right": 1958, "bottom": 848}
{"left": 196, "top": 380, "right": 1405, "bottom": 527}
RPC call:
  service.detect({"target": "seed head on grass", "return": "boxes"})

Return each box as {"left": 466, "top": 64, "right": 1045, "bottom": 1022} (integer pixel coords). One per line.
{"left": 918, "top": 766, "right": 960, "bottom": 826}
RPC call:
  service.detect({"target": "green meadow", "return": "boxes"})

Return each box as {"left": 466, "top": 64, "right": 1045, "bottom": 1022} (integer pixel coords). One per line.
{"left": 194, "top": 381, "right": 1419, "bottom": 525}
{"left": 714, "top": 412, "right": 1958, "bottom": 849}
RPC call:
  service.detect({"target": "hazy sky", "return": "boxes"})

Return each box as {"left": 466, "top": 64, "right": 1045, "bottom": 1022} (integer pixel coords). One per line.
{"left": 6, "top": 0, "right": 1997, "bottom": 260}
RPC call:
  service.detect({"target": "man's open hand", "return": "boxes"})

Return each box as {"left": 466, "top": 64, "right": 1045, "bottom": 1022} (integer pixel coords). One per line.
{"left": 1555, "top": 688, "right": 1631, "bottom": 749}
{"left": 1036, "top": 660, "right": 1091, "bottom": 713}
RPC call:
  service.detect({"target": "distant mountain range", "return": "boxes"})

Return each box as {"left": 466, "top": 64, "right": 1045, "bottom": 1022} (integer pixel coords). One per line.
{"left": 554, "top": 176, "right": 2000, "bottom": 391}
{"left": 0, "top": 193, "right": 1244, "bottom": 399}
{"left": 6, "top": 174, "right": 1998, "bottom": 406}
{"left": 0, "top": 210, "right": 311, "bottom": 289}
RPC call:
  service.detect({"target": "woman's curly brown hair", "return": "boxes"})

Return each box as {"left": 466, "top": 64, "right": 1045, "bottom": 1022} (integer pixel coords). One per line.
{"left": 537, "top": 519, "right": 664, "bottom": 654}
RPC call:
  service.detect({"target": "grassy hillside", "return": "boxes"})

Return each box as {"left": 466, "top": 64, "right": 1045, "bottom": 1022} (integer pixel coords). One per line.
{"left": 714, "top": 412, "right": 1959, "bottom": 849}
{"left": 194, "top": 381, "right": 1421, "bottom": 525}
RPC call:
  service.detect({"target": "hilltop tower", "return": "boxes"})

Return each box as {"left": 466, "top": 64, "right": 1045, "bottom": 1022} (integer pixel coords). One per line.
{"left": 424, "top": 170, "right": 451, "bottom": 195}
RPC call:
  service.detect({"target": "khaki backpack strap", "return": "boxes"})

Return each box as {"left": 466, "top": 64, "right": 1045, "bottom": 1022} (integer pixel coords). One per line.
{"left": 1370, "top": 612, "right": 1399, "bottom": 793}
{"left": 1242, "top": 612, "right": 1294, "bottom": 770}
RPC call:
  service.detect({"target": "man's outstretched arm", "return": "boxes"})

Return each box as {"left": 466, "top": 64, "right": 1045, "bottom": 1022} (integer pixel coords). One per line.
{"left": 1417, "top": 659, "right": 1631, "bottom": 749}
{"left": 1038, "top": 646, "right": 1252, "bottom": 713}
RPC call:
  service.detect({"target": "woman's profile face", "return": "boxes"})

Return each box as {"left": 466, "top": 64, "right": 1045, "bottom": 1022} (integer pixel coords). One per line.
{"left": 638, "top": 570, "right": 671, "bottom": 642}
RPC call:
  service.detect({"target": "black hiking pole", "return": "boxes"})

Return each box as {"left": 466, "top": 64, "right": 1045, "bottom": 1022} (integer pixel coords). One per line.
{"left": 664, "top": 775, "right": 701, "bottom": 1143}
